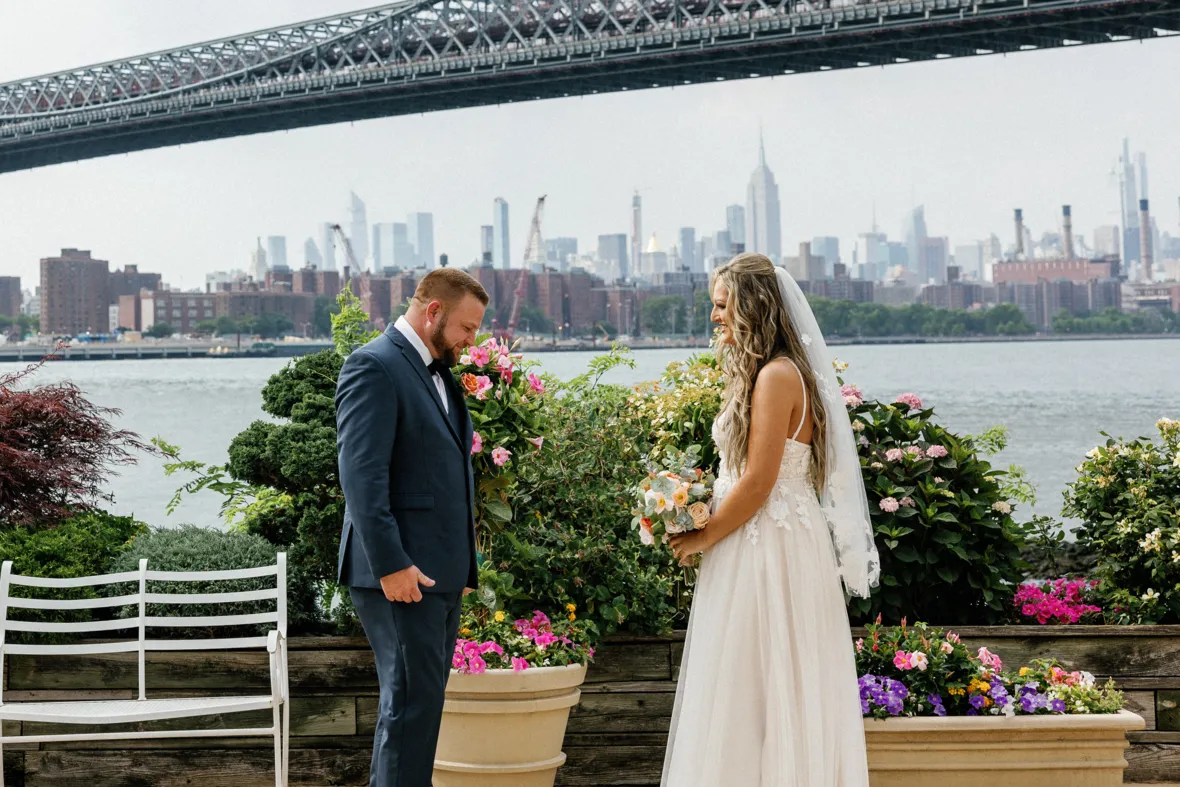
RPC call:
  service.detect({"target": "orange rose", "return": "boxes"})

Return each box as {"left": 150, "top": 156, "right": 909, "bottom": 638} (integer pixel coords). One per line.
{"left": 688, "top": 502, "right": 711, "bottom": 528}
{"left": 460, "top": 373, "right": 481, "bottom": 396}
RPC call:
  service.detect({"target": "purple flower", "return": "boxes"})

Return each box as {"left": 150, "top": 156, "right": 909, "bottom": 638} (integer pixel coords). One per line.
{"left": 969, "top": 694, "right": 988, "bottom": 711}
{"left": 1050, "top": 698, "right": 1066, "bottom": 713}
{"left": 927, "top": 693, "right": 947, "bottom": 717}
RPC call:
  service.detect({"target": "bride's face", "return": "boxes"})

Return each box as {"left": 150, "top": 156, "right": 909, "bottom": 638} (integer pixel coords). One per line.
{"left": 711, "top": 281, "right": 734, "bottom": 345}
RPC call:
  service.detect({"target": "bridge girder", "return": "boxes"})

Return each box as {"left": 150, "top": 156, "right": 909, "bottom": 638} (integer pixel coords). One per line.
{"left": 1, "top": 0, "right": 1178, "bottom": 173}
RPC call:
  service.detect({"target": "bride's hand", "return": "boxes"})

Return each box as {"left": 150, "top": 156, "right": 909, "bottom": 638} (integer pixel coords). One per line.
{"left": 670, "top": 530, "right": 711, "bottom": 566}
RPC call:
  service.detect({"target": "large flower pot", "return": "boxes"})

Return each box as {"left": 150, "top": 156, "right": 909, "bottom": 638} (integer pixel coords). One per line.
{"left": 433, "top": 663, "right": 587, "bottom": 787}
{"left": 865, "top": 710, "right": 1145, "bottom": 787}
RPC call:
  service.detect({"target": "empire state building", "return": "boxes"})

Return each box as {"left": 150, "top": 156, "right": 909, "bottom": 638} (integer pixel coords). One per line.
{"left": 745, "top": 135, "right": 782, "bottom": 262}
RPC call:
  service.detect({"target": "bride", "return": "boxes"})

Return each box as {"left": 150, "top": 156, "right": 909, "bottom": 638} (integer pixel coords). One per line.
{"left": 665, "top": 253, "right": 880, "bottom": 786}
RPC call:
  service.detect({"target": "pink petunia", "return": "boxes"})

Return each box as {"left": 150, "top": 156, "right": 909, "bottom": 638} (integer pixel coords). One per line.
{"left": 926, "top": 445, "right": 948, "bottom": 459}
{"left": 491, "top": 447, "right": 512, "bottom": 467}
{"left": 879, "top": 497, "right": 900, "bottom": 513}
{"left": 528, "top": 372, "right": 546, "bottom": 396}
{"left": 894, "top": 392, "right": 923, "bottom": 411}
{"left": 468, "top": 654, "right": 487, "bottom": 675}
{"left": 471, "top": 432, "right": 483, "bottom": 455}
{"left": 468, "top": 346, "right": 490, "bottom": 368}
{"left": 512, "top": 657, "right": 530, "bottom": 672}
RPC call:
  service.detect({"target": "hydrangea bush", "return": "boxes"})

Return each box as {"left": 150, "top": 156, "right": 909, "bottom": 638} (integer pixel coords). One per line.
{"left": 856, "top": 619, "right": 1123, "bottom": 718}
{"left": 1066, "top": 418, "right": 1180, "bottom": 624}
{"left": 840, "top": 364, "right": 1030, "bottom": 625}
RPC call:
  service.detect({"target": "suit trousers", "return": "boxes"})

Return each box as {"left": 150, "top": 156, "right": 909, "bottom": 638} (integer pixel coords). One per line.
{"left": 351, "top": 587, "right": 463, "bottom": 787}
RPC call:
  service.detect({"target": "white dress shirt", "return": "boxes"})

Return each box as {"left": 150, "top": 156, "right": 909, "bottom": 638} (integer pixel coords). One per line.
{"left": 394, "top": 316, "right": 448, "bottom": 414}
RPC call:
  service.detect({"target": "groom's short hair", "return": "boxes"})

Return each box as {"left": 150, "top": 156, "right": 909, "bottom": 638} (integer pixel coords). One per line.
{"left": 413, "top": 269, "right": 489, "bottom": 309}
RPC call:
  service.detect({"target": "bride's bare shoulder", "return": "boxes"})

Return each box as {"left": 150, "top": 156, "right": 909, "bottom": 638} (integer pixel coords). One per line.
{"left": 753, "top": 358, "right": 804, "bottom": 401}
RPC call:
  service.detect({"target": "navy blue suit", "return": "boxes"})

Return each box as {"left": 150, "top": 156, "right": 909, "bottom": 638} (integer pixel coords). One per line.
{"left": 336, "top": 322, "right": 478, "bottom": 787}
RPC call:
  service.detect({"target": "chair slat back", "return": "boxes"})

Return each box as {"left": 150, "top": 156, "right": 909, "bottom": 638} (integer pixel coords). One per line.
{"left": 0, "top": 553, "right": 286, "bottom": 704}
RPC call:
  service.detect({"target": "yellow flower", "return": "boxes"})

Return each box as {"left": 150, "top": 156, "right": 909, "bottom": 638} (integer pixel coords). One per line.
{"left": 948, "top": 687, "right": 966, "bottom": 697}
{"left": 494, "top": 611, "right": 506, "bottom": 623}
{"left": 568, "top": 613, "right": 577, "bottom": 622}
{"left": 1019, "top": 667, "right": 1031, "bottom": 677}
{"left": 566, "top": 603, "right": 576, "bottom": 613}
{"left": 459, "top": 628, "right": 472, "bottom": 636}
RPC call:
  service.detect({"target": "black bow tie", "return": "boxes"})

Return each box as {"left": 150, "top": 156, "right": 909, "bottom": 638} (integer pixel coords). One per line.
{"left": 427, "top": 358, "right": 450, "bottom": 376}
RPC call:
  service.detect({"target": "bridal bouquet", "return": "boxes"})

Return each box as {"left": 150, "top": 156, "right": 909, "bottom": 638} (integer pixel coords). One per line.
{"left": 631, "top": 445, "right": 715, "bottom": 546}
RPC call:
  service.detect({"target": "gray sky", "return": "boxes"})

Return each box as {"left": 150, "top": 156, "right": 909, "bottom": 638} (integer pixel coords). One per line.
{"left": 1, "top": 1, "right": 1177, "bottom": 289}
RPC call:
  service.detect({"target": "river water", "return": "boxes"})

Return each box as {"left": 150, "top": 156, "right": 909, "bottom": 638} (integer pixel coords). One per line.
{"left": 4, "top": 338, "right": 1177, "bottom": 530}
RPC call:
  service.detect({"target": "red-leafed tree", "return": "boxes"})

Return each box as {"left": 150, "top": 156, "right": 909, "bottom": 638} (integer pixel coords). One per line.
{"left": 0, "top": 350, "right": 154, "bottom": 527}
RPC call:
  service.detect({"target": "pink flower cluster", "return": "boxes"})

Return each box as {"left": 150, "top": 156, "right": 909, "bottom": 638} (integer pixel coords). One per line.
{"left": 841, "top": 383, "right": 864, "bottom": 408}
{"left": 976, "top": 647, "right": 1003, "bottom": 672}
{"left": 453, "top": 639, "right": 504, "bottom": 675}
{"left": 926, "top": 445, "right": 948, "bottom": 458}
{"left": 1013, "top": 579, "right": 1102, "bottom": 625}
{"left": 879, "top": 497, "right": 900, "bottom": 513}
{"left": 894, "top": 393, "right": 923, "bottom": 411}
{"left": 893, "top": 650, "right": 929, "bottom": 671}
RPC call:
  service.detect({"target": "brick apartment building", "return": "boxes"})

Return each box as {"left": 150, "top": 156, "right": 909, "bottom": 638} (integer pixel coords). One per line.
{"left": 109, "top": 264, "right": 162, "bottom": 304}
{"left": 136, "top": 289, "right": 315, "bottom": 335}
{"left": 0, "top": 276, "right": 21, "bottom": 318}
{"left": 40, "top": 249, "right": 110, "bottom": 335}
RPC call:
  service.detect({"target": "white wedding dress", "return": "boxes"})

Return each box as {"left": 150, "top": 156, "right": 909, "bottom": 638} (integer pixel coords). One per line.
{"left": 661, "top": 379, "right": 870, "bottom": 786}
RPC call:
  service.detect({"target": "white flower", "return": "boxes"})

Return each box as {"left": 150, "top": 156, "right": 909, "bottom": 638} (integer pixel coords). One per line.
{"left": 1079, "top": 671, "right": 1095, "bottom": 688}
{"left": 1087, "top": 447, "right": 1101, "bottom": 459}
{"left": 858, "top": 436, "right": 870, "bottom": 447}
{"left": 1142, "top": 588, "right": 1161, "bottom": 602}
{"left": 1172, "top": 551, "right": 1180, "bottom": 564}
{"left": 852, "top": 420, "right": 865, "bottom": 432}
{"left": 801, "top": 333, "right": 813, "bottom": 346}
{"left": 1174, "top": 454, "right": 1180, "bottom": 468}
{"left": 991, "top": 501, "right": 1012, "bottom": 515}
{"left": 1140, "top": 528, "right": 1163, "bottom": 553}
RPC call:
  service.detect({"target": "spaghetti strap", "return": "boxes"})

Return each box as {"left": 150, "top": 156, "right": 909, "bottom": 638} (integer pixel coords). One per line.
{"left": 781, "top": 358, "right": 808, "bottom": 442}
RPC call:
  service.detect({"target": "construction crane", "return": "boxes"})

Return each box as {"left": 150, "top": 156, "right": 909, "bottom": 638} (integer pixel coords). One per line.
{"left": 496, "top": 195, "right": 546, "bottom": 342}
{"left": 330, "top": 223, "right": 360, "bottom": 282}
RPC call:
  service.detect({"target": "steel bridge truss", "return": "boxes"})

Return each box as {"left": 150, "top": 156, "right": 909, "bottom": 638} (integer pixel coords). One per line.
{"left": 0, "top": 0, "right": 1177, "bottom": 171}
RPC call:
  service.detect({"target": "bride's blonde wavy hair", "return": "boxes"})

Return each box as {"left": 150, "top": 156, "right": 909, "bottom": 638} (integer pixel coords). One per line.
{"left": 713, "top": 253, "right": 828, "bottom": 488}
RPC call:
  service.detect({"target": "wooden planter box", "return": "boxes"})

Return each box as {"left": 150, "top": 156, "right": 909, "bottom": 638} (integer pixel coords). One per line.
{"left": 1, "top": 626, "right": 1178, "bottom": 785}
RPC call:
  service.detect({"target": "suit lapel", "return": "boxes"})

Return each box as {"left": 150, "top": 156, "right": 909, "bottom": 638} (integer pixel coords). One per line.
{"left": 385, "top": 327, "right": 464, "bottom": 450}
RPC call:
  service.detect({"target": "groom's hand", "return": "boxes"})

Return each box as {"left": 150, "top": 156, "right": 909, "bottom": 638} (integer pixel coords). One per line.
{"left": 380, "top": 566, "right": 436, "bottom": 603}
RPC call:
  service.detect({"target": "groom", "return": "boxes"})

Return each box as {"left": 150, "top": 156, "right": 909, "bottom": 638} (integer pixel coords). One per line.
{"left": 336, "top": 268, "right": 488, "bottom": 786}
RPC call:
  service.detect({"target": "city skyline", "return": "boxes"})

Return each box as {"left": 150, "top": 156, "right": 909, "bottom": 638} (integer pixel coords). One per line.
{"left": 2, "top": 1, "right": 1180, "bottom": 288}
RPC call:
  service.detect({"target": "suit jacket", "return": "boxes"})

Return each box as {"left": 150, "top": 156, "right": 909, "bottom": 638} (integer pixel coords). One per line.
{"left": 335, "top": 324, "right": 479, "bottom": 593}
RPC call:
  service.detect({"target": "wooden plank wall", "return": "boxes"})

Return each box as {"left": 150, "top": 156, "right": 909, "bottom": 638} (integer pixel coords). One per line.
{"left": 1, "top": 627, "right": 1177, "bottom": 786}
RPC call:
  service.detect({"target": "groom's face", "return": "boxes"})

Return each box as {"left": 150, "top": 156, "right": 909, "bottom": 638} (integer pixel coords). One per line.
{"left": 427, "top": 294, "right": 486, "bottom": 366}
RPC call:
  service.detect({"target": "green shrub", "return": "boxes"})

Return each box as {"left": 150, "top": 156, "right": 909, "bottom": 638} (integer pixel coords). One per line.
{"left": 0, "top": 510, "right": 146, "bottom": 638}
{"left": 502, "top": 350, "right": 680, "bottom": 636}
{"left": 108, "top": 525, "right": 316, "bottom": 636}
{"left": 843, "top": 382, "right": 1030, "bottom": 625}
{"left": 1066, "top": 418, "right": 1180, "bottom": 623}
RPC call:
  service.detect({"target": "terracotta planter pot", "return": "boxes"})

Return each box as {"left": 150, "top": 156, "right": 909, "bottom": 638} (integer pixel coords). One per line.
{"left": 865, "top": 710, "right": 1145, "bottom": 787}
{"left": 433, "top": 663, "right": 587, "bottom": 787}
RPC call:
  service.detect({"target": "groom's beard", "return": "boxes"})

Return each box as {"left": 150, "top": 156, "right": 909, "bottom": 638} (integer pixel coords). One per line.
{"left": 430, "top": 315, "right": 459, "bottom": 367}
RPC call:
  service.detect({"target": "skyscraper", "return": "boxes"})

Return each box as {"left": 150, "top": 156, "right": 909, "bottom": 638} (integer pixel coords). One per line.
{"left": 904, "top": 206, "right": 928, "bottom": 280}
{"left": 304, "top": 238, "right": 322, "bottom": 269}
{"left": 679, "top": 228, "right": 697, "bottom": 273}
{"left": 349, "top": 192, "right": 369, "bottom": 271}
{"left": 320, "top": 223, "right": 337, "bottom": 271}
{"left": 480, "top": 225, "right": 494, "bottom": 259}
{"left": 745, "top": 135, "right": 782, "bottom": 261}
{"left": 726, "top": 205, "right": 746, "bottom": 249}
{"left": 250, "top": 238, "right": 268, "bottom": 282}
{"left": 372, "top": 223, "right": 394, "bottom": 271}
{"left": 266, "top": 236, "right": 288, "bottom": 271}
{"left": 631, "top": 192, "right": 643, "bottom": 278}
{"left": 598, "top": 234, "right": 629, "bottom": 281}
{"left": 1121, "top": 139, "right": 1141, "bottom": 272}
{"left": 493, "top": 198, "right": 511, "bottom": 269}
{"left": 392, "top": 223, "right": 415, "bottom": 269}
{"left": 811, "top": 237, "right": 840, "bottom": 278}
{"left": 408, "top": 212, "right": 435, "bottom": 268}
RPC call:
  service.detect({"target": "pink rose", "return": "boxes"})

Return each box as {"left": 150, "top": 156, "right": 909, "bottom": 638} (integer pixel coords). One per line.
{"left": 885, "top": 448, "right": 905, "bottom": 462}
{"left": 471, "top": 432, "right": 483, "bottom": 455}
{"left": 894, "top": 392, "right": 923, "bottom": 411}
{"left": 927, "top": 445, "right": 948, "bottom": 458}
{"left": 879, "top": 497, "right": 900, "bottom": 513}
{"left": 491, "top": 447, "right": 512, "bottom": 467}
{"left": 528, "top": 372, "right": 546, "bottom": 396}
{"left": 468, "top": 346, "right": 490, "bottom": 368}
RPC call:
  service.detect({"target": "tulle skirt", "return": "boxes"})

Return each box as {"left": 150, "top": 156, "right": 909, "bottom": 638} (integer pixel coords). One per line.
{"left": 661, "top": 477, "right": 870, "bottom": 787}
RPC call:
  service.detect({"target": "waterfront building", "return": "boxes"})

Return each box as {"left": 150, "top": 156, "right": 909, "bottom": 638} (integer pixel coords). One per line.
{"left": 40, "top": 249, "right": 110, "bottom": 335}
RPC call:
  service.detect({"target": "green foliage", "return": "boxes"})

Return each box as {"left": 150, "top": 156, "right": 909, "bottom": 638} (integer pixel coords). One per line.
{"left": 0, "top": 313, "right": 38, "bottom": 339}
{"left": 843, "top": 383, "right": 1030, "bottom": 625}
{"left": 1053, "top": 307, "right": 1179, "bottom": 335}
{"left": 809, "top": 298, "right": 1034, "bottom": 338}
{"left": 502, "top": 350, "right": 680, "bottom": 637}
{"left": 1021, "top": 515, "right": 1098, "bottom": 581}
{"left": 691, "top": 288, "right": 713, "bottom": 336}
{"left": 145, "top": 322, "right": 173, "bottom": 339}
{"left": 1066, "top": 419, "right": 1180, "bottom": 623}
{"left": 642, "top": 295, "right": 688, "bottom": 335}
{"left": 314, "top": 295, "right": 339, "bottom": 338}
{"left": 192, "top": 320, "right": 218, "bottom": 337}
{"left": 628, "top": 352, "right": 724, "bottom": 474}
{"left": 0, "top": 510, "right": 146, "bottom": 637}
{"left": 518, "top": 305, "right": 555, "bottom": 335}
{"left": 331, "top": 283, "right": 380, "bottom": 356}
{"left": 108, "top": 525, "right": 316, "bottom": 636}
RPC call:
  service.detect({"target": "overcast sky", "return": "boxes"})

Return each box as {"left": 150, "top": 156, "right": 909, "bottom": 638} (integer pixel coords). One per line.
{"left": 1, "top": 1, "right": 1177, "bottom": 289}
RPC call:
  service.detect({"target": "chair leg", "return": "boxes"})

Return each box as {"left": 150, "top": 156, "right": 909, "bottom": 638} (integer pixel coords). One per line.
{"left": 282, "top": 700, "right": 290, "bottom": 787}
{"left": 272, "top": 704, "right": 283, "bottom": 787}
{"left": 1, "top": 735, "right": 6, "bottom": 787}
